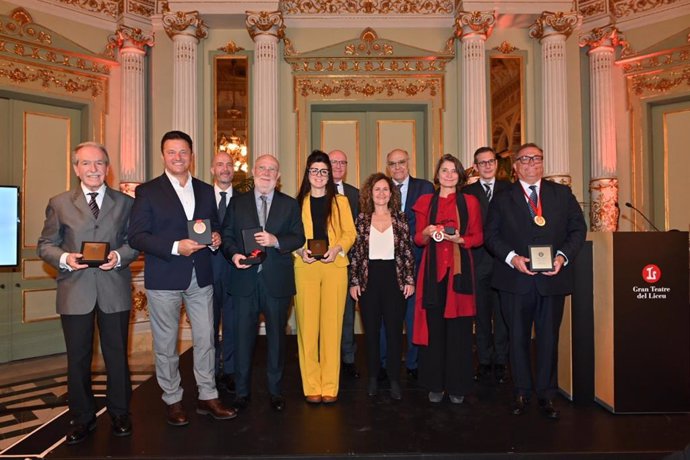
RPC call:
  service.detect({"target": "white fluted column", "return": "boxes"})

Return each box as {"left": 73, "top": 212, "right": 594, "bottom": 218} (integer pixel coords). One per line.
{"left": 455, "top": 11, "right": 495, "bottom": 165}
{"left": 163, "top": 10, "right": 208, "bottom": 145}
{"left": 246, "top": 11, "right": 284, "bottom": 158}
{"left": 580, "top": 25, "right": 625, "bottom": 231}
{"left": 529, "top": 11, "right": 581, "bottom": 186}
{"left": 109, "top": 25, "right": 154, "bottom": 196}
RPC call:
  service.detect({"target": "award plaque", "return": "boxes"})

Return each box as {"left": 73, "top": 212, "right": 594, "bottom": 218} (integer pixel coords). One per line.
{"left": 307, "top": 239, "right": 328, "bottom": 260}
{"left": 187, "top": 218, "right": 212, "bottom": 245}
{"left": 241, "top": 227, "right": 266, "bottom": 265}
{"left": 528, "top": 244, "right": 554, "bottom": 272}
{"left": 79, "top": 241, "right": 110, "bottom": 267}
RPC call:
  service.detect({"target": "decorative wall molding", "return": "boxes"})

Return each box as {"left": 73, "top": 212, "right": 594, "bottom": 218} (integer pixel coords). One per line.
{"left": 218, "top": 40, "right": 245, "bottom": 55}
{"left": 579, "top": 24, "right": 627, "bottom": 52}
{"left": 295, "top": 76, "right": 443, "bottom": 98}
{"left": 29, "top": 0, "right": 155, "bottom": 22}
{"left": 529, "top": 11, "right": 582, "bottom": 40}
{"left": 493, "top": 41, "right": 518, "bottom": 54}
{"left": 246, "top": 10, "right": 285, "bottom": 40}
{"left": 280, "top": 0, "right": 454, "bottom": 15}
{"left": 590, "top": 178, "right": 620, "bottom": 231}
{"left": 162, "top": 10, "right": 208, "bottom": 41}
{"left": 577, "top": 0, "right": 690, "bottom": 25}
{"left": 454, "top": 10, "right": 495, "bottom": 39}
{"left": 108, "top": 24, "right": 155, "bottom": 52}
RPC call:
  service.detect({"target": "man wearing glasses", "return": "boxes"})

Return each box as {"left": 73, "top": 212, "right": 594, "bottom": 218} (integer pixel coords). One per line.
{"left": 383, "top": 148, "right": 434, "bottom": 381}
{"left": 463, "top": 147, "right": 511, "bottom": 385}
{"left": 221, "top": 154, "right": 305, "bottom": 412}
{"left": 328, "top": 149, "right": 361, "bottom": 380}
{"left": 485, "top": 143, "right": 586, "bottom": 420}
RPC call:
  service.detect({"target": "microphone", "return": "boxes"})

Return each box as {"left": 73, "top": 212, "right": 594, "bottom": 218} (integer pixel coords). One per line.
{"left": 624, "top": 202, "right": 661, "bottom": 231}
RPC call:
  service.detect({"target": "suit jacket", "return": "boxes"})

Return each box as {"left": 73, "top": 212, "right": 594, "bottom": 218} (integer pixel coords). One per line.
{"left": 404, "top": 176, "right": 435, "bottom": 265}
{"left": 341, "top": 182, "right": 359, "bottom": 221}
{"left": 221, "top": 190, "right": 305, "bottom": 298}
{"left": 37, "top": 187, "right": 139, "bottom": 315}
{"left": 463, "top": 179, "right": 511, "bottom": 272}
{"left": 294, "top": 194, "right": 356, "bottom": 270}
{"left": 484, "top": 180, "right": 587, "bottom": 296}
{"left": 128, "top": 174, "right": 219, "bottom": 290}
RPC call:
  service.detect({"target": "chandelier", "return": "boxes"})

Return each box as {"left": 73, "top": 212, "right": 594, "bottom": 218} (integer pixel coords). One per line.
{"left": 218, "top": 130, "right": 248, "bottom": 173}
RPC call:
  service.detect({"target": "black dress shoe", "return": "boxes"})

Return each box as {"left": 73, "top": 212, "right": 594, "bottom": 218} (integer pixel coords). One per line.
{"left": 511, "top": 395, "right": 529, "bottom": 416}
{"left": 494, "top": 364, "right": 508, "bottom": 384}
{"left": 406, "top": 367, "right": 418, "bottom": 380}
{"left": 217, "top": 373, "right": 236, "bottom": 393}
{"left": 377, "top": 366, "right": 388, "bottom": 382}
{"left": 342, "top": 362, "right": 360, "bottom": 379}
{"left": 538, "top": 399, "right": 560, "bottom": 420}
{"left": 474, "top": 364, "right": 492, "bottom": 382}
{"left": 270, "top": 395, "right": 285, "bottom": 412}
{"left": 111, "top": 414, "right": 132, "bottom": 437}
{"left": 233, "top": 396, "right": 250, "bottom": 410}
{"left": 66, "top": 417, "right": 96, "bottom": 445}
{"left": 390, "top": 380, "right": 402, "bottom": 401}
{"left": 367, "top": 378, "right": 378, "bottom": 397}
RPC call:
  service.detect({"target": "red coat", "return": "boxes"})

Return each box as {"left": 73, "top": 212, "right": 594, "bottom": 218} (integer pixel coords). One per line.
{"left": 411, "top": 192, "right": 483, "bottom": 346}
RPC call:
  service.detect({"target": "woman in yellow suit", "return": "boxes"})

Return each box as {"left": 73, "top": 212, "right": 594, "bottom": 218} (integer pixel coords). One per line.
{"left": 294, "top": 150, "right": 356, "bottom": 404}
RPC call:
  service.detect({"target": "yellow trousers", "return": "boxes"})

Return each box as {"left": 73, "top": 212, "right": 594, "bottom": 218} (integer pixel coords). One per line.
{"left": 294, "top": 261, "right": 348, "bottom": 397}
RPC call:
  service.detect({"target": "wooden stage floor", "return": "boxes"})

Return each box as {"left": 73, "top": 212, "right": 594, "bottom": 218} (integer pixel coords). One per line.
{"left": 3, "top": 336, "right": 689, "bottom": 459}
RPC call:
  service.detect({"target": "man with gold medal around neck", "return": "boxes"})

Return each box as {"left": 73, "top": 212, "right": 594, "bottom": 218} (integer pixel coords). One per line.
{"left": 484, "top": 143, "right": 586, "bottom": 420}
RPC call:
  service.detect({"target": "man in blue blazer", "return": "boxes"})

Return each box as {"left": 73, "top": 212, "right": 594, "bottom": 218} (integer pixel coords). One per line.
{"left": 129, "top": 131, "right": 236, "bottom": 426}
{"left": 485, "top": 143, "right": 586, "bottom": 420}
{"left": 463, "top": 147, "right": 511, "bottom": 384}
{"left": 384, "top": 148, "right": 434, "bottom": 380}
{"left": 221, "top": 154, "right": 305, "bottom": 412}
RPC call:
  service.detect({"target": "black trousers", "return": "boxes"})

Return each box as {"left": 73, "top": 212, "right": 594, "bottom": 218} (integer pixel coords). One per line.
{"left": 418, "top": 276, "right": 474, "bottom": 396}
{"left": 474, "top": 259, "right": 508, "bottom": 366}
{"left": 61, "top": 306, "right": 131, "bottom": 424}
{"left": 500, "top": 288, "right": 565, "bottom": 399}
{"left": 360, "top": 260, "right": 406, "bottom": 382}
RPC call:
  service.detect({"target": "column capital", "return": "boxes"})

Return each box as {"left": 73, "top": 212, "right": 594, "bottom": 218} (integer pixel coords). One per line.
{"left": 245, "top": 10, "right": 285, "bottom": 41}
{"left": 454, "top": 10, "right": 495, "bottom": 41}
{"left": 529, "top": 11, "right": 581, "bottom": 41}
{"left": 108, "top": 25, "right": 154, "bottom": 53}
{"left": 579, "top": 24, "right": 628, "bottom": 53}
{"left": 162, "top": 10, "right": 208, "bottom": 42}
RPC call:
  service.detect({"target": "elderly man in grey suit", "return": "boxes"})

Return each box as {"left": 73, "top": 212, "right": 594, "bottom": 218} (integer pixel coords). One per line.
{"left": 38, "top": 142, "right": 139, "bottom": 444}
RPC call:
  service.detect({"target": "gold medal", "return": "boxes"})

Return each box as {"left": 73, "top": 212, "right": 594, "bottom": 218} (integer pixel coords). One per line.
{"left": 534, "top": 215, "right": 546, "bottom": 227}
{"left": 193, "top": 220, "right": 207, "bottom": 234}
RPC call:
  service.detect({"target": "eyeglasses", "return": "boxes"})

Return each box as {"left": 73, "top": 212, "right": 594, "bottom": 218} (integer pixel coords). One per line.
{"left": 308, "top": 168, "right": 330, "bottom": 177}
{"left": 331, "top": 160, "right": 348, "bottom": 166}
{"left": 515, "top": 155, "right": 544, "bottom": 165}
{"left": 387, "top": 159, "right": 408, "bottom": 168}
{"left": 256, "top": 165, "right": 278, "bottom": 174}
{"left": 476, "top": 159, "right": 497, "bottom": 167}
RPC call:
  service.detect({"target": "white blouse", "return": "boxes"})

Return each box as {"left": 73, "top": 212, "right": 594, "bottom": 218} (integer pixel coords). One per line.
{"left": 368, "top": 225, "right": 395, "bottom": 260}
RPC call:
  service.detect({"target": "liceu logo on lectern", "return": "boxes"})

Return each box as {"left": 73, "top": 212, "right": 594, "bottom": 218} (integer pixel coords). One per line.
{"left": 632, "top": 264, "right": 671, "bottom": 300}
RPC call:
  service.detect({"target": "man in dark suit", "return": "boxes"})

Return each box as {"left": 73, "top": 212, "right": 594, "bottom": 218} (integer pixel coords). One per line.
{"left": 38, "top": 142, "right": 139, "bottom": 444}
{"left": 210, "top": 152, "right": 235, "bottom": 392}
{"left": 221, "top": 154, "right": 305, "bottom": 412}
{"left": 329, "top": 149, "right": 360, "bottom": 379}
{"left": 485, "top": 143, "right": 586, "bottom": 419}
{"left": 463, "top": 146, "right": 511, "bottom": 384}
{"left": 383, "top": 148, "right": 434, "bottom": 380}
{"left": 129, "top": 131, "right": 236, "bottom": 426}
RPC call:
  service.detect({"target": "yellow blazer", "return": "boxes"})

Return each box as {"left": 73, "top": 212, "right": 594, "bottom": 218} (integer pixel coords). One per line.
{"left": 295, "top": 194, "right": 356, "bottom": 269}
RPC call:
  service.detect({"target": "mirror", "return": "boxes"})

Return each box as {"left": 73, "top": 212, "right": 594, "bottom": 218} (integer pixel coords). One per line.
{"left": 214, "top": 55, "right": 249, "bottom": 185}
{"left": 489, "top": 53, "right": 525, "bottom": 181}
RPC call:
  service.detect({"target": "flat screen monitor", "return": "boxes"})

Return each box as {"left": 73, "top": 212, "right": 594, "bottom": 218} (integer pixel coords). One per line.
{"left": 0, "top": 185, "right": 20, "bottom": 267}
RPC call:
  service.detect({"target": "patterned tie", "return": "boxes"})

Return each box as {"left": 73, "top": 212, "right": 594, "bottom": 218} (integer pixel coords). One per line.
{"left": 87, "top": 192, "right": 99, "bottom": 219}
{"left": 397, "top": 183, "right": 404, "bottom": 211}
{"left": 259, "top": 194, "right": 268, "bottom": 229}
{"left": 483, "top": 182, "right": 492, "bottom": 201}
{"left": 218, "top": 191, "right": 227, "bottom": 222}
{"left": 528, "top": 185, "right": 538, "bottom": 218}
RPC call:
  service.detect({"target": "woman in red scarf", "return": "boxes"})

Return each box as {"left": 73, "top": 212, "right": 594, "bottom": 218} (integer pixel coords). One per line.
{"left": 412, "top": 154, "right": 483, "bottom": 404}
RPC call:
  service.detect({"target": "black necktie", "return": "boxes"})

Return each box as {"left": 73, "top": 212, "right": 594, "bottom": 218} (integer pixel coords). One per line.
{"left": 483, "top": 183, "right": 492, "bottom": 201}
{"left": 259, "top": 195, "right": 268, "bottom": 229}
{"left": 528, "top": 185, "right": 538, "bottom": 218}
{"left": 218, "top": 191, "right": 227, "bottom": 221}
{"left": 87, "top": 192, "right": 99, "bottom": 219}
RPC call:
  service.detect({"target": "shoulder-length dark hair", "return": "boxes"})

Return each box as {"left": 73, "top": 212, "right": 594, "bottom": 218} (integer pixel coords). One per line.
{"left": 359, "top": 172, "right": 401, "bottom": 215}
{"left": 296, "top": 149, "right": 339, "bottom": 226}
{"left": 433, "top": 153, "right": 468, "bottom": 193}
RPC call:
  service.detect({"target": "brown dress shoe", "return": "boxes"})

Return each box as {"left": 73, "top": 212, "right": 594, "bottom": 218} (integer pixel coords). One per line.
{"left": 322, "top": 395, "right": 338, "bottom": 404}
{"left": 305, "top": 395, "right": 322, "bottom": 404}
{"left": 166, "top": 402, "right": 189, "bottom": 426}
{"left": 196, "top": 398, "right": 238, "bottom": 420}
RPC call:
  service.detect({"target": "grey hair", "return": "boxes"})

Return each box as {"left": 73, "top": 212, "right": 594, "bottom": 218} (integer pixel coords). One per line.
{"left": 72, "top": 141, "right": 110, "bottom": 165}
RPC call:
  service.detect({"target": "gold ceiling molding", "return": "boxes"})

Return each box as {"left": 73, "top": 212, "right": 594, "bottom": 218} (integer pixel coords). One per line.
{"left": 127, "top": 0, "right": 155, "bottom": 17}
{"left": 529, "top": 11, "right": 582, "bottom": 40}
{"left": 50, "top": 0, "right": 120, "bottom": 18}
{"left": 612, "top": 0, "right": 683, "bottom": 18}
{"left": 617, "top": 27, "right": 690, "bottom": 77}
{"left": 280, "top": 0, "right": 454, "bottom": 15}
{"left": 296, "top": 76, "right": 442, "bottom": 98}
{"left": 631, "top": 68, "right": 690, "bottom": 95}
{"left": 285, "top": 28, "right": 454, "bottom": 74}
{"left": 0, "top": 61, "right": 105, "bottom": 96}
